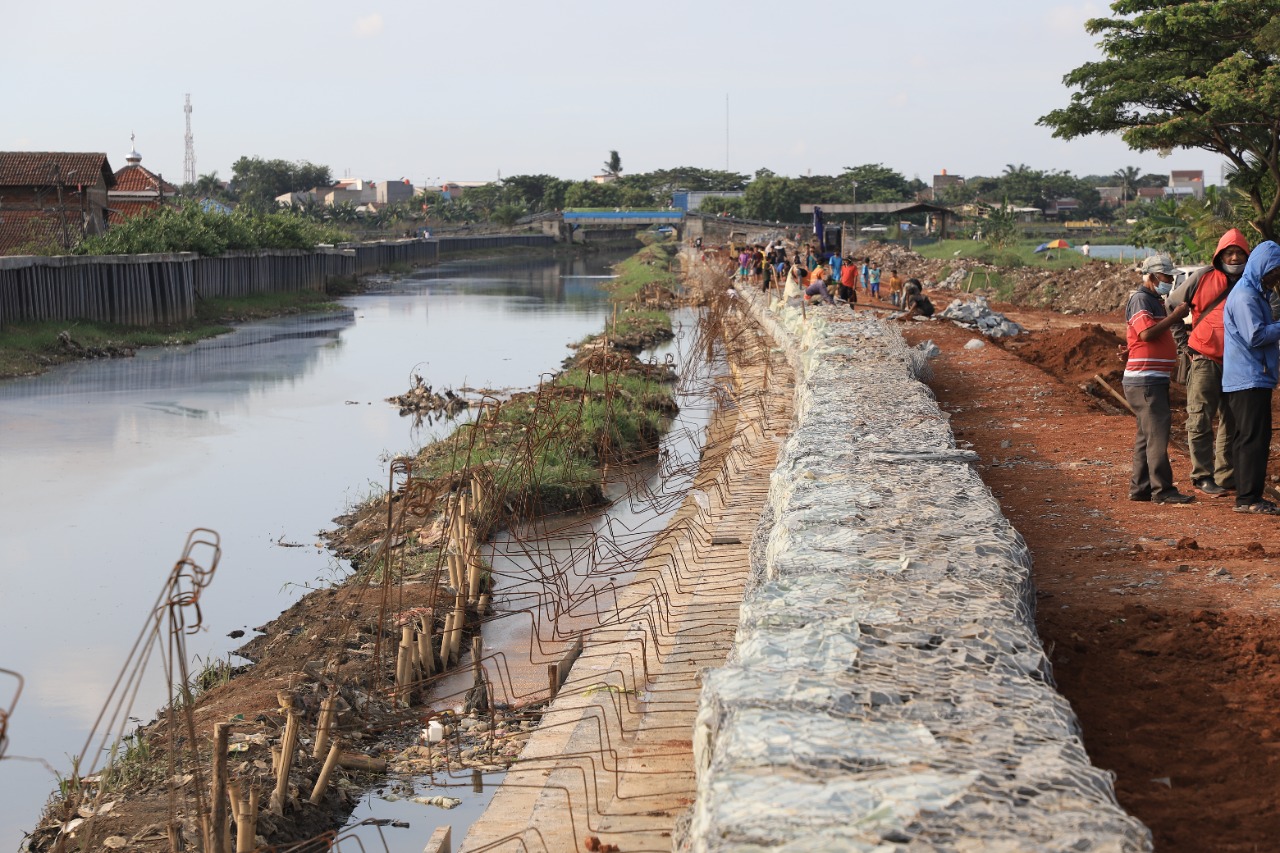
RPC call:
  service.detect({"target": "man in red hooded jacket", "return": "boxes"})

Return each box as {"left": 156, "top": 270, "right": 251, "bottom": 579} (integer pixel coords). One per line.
{"left": 1173, "top": 229, "right": 1251, "bottom": 497}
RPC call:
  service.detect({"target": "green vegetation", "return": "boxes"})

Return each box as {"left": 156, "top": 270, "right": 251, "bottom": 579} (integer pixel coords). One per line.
{"left": 0, "top": 289, "right": 345, "bottom": 379}
{"left": 77, "top": 201, "right": 350, "bottom": 257}
{"left": 410, "top": 243, "right": 680, "bottom": 516}
{"left": 1040, "top": 0, "right": 1280, "bottom": 241}
{"left": 229, "top": 156, "right": 333, "bottom": 213}
{"left": 916, "top": 239, "right": 1089, "bottom": 271}
{"left": 100, "top": 731, "right": 157, "bottom": 794}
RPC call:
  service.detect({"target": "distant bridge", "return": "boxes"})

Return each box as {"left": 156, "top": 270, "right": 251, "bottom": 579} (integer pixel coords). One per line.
{"left": 561, "top": 210, "right": 683, "bottom": 226}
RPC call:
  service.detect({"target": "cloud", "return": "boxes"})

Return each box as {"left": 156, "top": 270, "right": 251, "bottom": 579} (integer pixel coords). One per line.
{"left": 354, "top": 13, "right": 384, "bottom": 38}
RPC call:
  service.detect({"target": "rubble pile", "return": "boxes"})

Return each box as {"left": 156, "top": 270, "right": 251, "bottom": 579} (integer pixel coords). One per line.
{"left": 940, "top": 296, "right": 1024, "bottom": 338}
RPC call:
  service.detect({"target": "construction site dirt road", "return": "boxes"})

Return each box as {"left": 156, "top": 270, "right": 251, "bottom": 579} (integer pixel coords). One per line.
{"left": 902, "top": 302, "right": 1280, "bottom": 853}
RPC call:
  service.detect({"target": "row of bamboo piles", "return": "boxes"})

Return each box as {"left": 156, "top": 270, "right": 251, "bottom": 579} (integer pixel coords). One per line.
{"left": 203, "top": 691, "right": 385, "bottom": 853}
{"left": 393, "top": 476, "right": 493, "bottom": 704}
{"left": 0, "top": 235, "right": 555, "bottom": 329}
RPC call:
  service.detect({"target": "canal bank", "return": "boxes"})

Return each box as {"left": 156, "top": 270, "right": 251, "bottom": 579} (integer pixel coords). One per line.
{"left": 13, "top": 243, "right": 696, "bottom": 851}
{"left": 0, "top": 248, "right": 637, "bottom": 851}
{"left": 0, "top": 236, "right": 633, "bottom": 380}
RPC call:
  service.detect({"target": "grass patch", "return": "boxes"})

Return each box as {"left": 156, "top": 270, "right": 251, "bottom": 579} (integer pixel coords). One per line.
{"left": 401, "top": 242, "right": 682, "bottom": 519}
{"left": 916, "top": 239, "right": 1090, "bottom": 271}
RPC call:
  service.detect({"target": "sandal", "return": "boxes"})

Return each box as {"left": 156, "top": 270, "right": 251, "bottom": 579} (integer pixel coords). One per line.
{"left": 1233, "top": 500, "right": 1280, "bottom": 515}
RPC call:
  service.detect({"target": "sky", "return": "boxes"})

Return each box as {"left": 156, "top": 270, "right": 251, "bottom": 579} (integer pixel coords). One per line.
{"left": 3, "top": 0, "right": 1224, "bottom": 187}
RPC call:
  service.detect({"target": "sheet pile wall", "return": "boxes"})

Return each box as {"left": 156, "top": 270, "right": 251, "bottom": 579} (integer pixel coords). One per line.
{"left": 681, "top": 289, "right": 1150, "bottom": 852}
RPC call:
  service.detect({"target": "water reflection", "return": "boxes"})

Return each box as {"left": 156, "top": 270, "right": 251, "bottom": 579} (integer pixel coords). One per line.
{"left": 0, "top": 249, "right": 633, "bottom": 848}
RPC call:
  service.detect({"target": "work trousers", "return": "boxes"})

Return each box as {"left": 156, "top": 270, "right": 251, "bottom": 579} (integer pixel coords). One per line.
{"left": 1185, "top": 357, "right": 1235, "bottom": 487}
{"left": 1225, "top": 387, "right": 1274, "bottom": 507}
{"left": 1124, "top": 381, "right": 1175, "bottom": 500}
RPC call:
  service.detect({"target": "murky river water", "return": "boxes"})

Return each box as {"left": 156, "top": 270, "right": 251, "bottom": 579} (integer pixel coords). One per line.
{"left": 0, "top": 249, "right": 639, "bottom": 849}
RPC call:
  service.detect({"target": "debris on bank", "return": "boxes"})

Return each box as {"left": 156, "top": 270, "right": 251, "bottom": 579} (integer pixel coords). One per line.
{"left": 387, "top": 375, "right": 472, "bottom": 420}
{"left": 940, "top": 296, "right": 1023, "bottom": 338}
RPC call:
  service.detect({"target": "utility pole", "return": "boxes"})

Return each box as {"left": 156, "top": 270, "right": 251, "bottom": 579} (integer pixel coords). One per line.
{"left": 183, "top": 94, "right": 196, "bottom": 186}
{"left": 51, "top": 164, "right": 71, "bottom": 250}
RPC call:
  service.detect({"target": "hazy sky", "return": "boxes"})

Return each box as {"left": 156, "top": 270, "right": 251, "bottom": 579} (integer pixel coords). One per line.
{"left": 4, "top": 0, "right": 1220, "bottom": 186}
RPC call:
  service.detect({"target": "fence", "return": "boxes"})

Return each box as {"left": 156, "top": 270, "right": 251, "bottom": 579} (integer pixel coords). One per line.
{"left": 0, "top": 235, "right": 555, "bottom": 329}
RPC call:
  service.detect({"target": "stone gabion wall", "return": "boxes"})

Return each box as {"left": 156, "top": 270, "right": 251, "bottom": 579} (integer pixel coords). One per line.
{"left": 680, "top": 288, "right": 1151, "bottom": 852}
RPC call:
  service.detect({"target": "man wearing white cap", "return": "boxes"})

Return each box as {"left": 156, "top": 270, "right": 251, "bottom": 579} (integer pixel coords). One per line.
{"left": 1122, "top": 254, "right": 1193, "bottom": 504}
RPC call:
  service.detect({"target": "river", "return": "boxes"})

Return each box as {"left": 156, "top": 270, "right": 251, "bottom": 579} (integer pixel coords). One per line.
{"left": 0, "top": 247, "right": 638, "bottom": 850}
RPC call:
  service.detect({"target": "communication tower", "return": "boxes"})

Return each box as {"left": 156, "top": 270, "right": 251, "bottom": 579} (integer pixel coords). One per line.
{"left": 183, "top": 94, "right": 196, "bottom": 186}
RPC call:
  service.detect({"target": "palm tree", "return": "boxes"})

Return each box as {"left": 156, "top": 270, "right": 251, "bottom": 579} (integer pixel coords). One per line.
{"left": 194, "top": 171, "right": 222, "bottom": 199}
{"left": 1003, "top": 163, "right": 1030, "bottom": 176}
{"left": 603, "top": 150, "right": 623, "bottom": 179}
{"left": 1114, "top": 166, "right": 1141, "bottom": 206}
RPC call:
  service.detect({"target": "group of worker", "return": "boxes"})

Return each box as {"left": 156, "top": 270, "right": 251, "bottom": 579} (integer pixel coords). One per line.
{"left": 723, "top": 239, "right": 943, "bottom": 323}
{"left": 1123, "top": 230, "right": 1280, "bottom": 514}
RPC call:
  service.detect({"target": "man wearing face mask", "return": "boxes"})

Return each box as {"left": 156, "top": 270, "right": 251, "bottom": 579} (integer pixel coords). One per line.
{"left": 1222, "top": 240, "right": 1280, "bottom": 514}
{"left": 1168, "top": 229, "right": 1251, "bottom": 497}
{"left": 1123, "top": 253, "right": 1193, "bottom": 504}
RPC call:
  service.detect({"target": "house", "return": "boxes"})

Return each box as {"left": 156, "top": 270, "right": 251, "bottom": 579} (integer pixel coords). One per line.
{"left": 441, "top": 181, "right": 491, "bottom": 200}
{"left": 276, "top": 189, "right": 322, "bottom": 207}
{"left": 1136, "top": 187, "right": 1165, "bottom": 204}
{"left": 1170, "top": 170, "right": 1204, "bottom": 199}
{"left": 325, "top": 178, "right": 375, "bottom": 207}
{"left": 376, "top": 179, "right": 415, "bottom": 205}
{"left": 1045, "top": 198, "right": 1081, "bottom": 217}
{"left": 928, "top": 170, "right": 964, "bottom": 201}
{"left": 0, "top": 151, "right": 115, "bottom": 255}
{"left": 1096, "top": 186, "right": 1124, "bottom": 207}
{"left": 108, "top": 140, "right": 178, "bottom": 223}
{"left": 592, "top": 174, "right": 619, "bottom": 184}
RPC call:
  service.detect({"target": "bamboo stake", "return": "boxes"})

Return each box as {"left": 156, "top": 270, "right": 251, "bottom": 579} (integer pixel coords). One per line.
{"left": 467, "top": 553, "right": 481, "bottom": 604}
{"left": 450, "top": 600, "right": 465, "bottom": 662}
{"left": 309, "top": 740, "right": 343, "bottom": 804}
{"left": 313, "top": 695, "right": 337, "bottom": 759}
{"left": 270, "top": 711, "right": 300, "bottom": 814}
{"left": 336, "top": 751, "right": 387, "bottom": 772}
{"left": 440, "top": 613, "right": 454, "bottom": 668}
{"left": 418, "top": 617, "right": 436, "bottom": 676}
{"left": 472, "top": 636, "right": 484, "bottom": 689}
{"left": 228, "top": 781, "right": 258, "bottom": 853}
{"left": 210, "top": 723, "right": 230, "bottom": 853}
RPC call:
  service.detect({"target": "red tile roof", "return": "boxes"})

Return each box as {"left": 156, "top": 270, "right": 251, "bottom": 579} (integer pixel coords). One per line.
{"left": 0, "top": 209, "right": 76, "bottom": 255}
{"left": 112, "top": 164, "right": 178, "bottom": 194}
{"left": 0, "top": 152, "right": 115, "bottom": 189}
{"left": 107, "top": 201, "right": 163, "bottom": 224}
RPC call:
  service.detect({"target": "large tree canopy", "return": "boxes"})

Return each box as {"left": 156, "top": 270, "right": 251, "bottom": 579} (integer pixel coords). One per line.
{"left": 231, "top": 157, "right": 332, "bottom": 212}
{"left": 1039, "top": 0, "right": 1280, "bottom": 239}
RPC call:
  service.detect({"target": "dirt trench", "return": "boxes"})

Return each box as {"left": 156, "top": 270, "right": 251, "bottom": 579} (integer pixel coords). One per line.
{"left": 901, "top": 308, "right": 1280, "bottom": 852}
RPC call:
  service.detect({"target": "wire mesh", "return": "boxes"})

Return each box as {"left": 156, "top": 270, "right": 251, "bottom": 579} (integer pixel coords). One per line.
{"left": 678, "top": 282, "right": 1152, "bottom": 851}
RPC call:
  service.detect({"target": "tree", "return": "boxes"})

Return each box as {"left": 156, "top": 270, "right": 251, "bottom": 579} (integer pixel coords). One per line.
{"left": 564, "top": 180, "right": 623, "bottom": 209}
{"left": 230, "top": 157, "right": 332, "bottom": 212}
{"left": 1114, "top": 165, "right": 1141, "bottom": 205}
{"left": 622, "top": 167, "right": 749, "bottom": 194}
{"left": 840, "top": 164, "right": 913, "bottom": 203}
{"left": 502, "top": 174, "right": 570, "bottom": 212}
{"left": 1039, "top": 0, "right": 1280, "bottom": 240}
{"left": 603, "top": 150, "right": 623, "bottom": 179}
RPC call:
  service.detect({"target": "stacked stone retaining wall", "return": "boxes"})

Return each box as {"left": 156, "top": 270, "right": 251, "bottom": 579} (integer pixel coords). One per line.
{"left": 680, "top": 284, "right": 1151, "bottom": 851}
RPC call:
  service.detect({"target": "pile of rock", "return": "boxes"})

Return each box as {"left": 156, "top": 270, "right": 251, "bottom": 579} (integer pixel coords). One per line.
{"left": 940, "top": 296, "right": 1023, "bottom": 338}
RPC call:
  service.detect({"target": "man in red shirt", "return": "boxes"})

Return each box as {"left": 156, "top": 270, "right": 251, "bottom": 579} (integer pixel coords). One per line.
{"left": 1123, "top": 254, "right": 1192, "bottom": 504}
{"left": 1171, "top": 229, "right": 1250, "bottom": 497}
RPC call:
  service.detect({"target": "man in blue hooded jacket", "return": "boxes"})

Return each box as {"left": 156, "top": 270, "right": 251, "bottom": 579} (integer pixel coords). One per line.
{"left": 1222, "top": 240, "right": 1280, "bottom": 514}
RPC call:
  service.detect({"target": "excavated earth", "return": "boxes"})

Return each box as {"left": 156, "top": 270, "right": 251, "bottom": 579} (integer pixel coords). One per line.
{"left": 894, "top": 289, "right": 1280, "bottom": 853}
